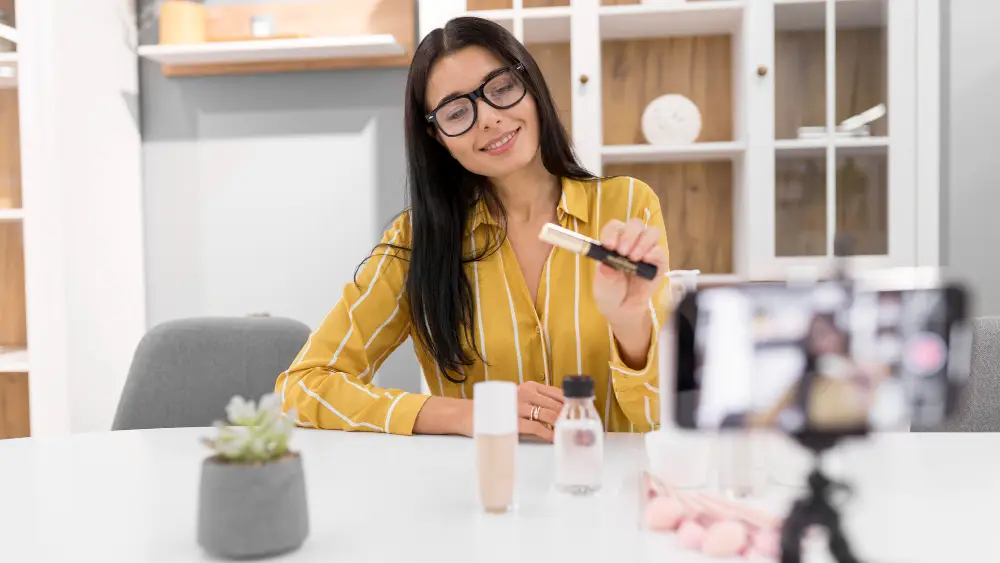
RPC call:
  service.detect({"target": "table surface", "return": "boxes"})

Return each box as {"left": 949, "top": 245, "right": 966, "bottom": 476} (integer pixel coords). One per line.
{"left": 0, "top": 427, "right": 997, "bottom": 563}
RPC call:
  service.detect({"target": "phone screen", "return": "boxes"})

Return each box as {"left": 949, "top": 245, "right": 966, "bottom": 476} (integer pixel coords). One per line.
{"left": 673, "top": 279, "right": 970, "bottom": 434}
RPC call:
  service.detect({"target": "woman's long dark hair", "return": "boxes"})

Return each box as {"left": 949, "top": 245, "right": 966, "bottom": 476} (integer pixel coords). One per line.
{"left": 366, "top": 16, "right": 594, "bottom": 383}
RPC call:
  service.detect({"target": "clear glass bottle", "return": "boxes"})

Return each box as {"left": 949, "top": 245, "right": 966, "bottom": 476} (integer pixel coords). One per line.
{"left": 553, "top": 375, "right": 604, "bottom": 496}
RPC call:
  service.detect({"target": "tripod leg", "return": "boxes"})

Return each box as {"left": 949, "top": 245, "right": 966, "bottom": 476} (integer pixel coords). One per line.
{"left": 779, "top": 501, "right": 812, "bottom": 563}
{"left": 826, "top": 514, "right": 862, "bottom": 563}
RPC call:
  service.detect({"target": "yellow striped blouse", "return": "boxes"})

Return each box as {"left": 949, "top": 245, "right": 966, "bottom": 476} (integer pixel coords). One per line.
{"left": 275, "top": 175, "right": 670, "bottom": 435}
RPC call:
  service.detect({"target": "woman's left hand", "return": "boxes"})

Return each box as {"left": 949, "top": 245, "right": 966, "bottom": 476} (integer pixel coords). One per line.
{"left": 591, "top": 218, "right": 668, "bottom": 326}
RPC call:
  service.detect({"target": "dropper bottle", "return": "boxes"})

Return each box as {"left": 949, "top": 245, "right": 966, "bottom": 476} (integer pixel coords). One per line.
{"left": 553, "top": 374, "right": 604, "bottom": 496}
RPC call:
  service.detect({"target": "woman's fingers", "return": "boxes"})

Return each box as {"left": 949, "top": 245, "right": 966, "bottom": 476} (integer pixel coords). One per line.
{"left": 599, "top": 220, "right": 625, "bottom": 252}
{"left": 533, "top": 383, "right": 565, "bottom": 403}
{"left": 518, "top": 402, "right": 560, "bottom": 426}
{"left": 629, "top": 225, "right": 662, "bottom": 262}
{"left": 614, "top": 219, "right": 646, "bottom": 259}
{"left": 518, "top": 418, "right": 554, "bottom": 443}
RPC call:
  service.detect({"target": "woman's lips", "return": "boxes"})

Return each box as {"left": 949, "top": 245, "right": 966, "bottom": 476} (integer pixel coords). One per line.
{"left": 479, "top": 127, "right": 521, "bottom": 155}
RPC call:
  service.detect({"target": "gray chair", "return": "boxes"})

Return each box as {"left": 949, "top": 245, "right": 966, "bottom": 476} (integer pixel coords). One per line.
{"left": 112, "top": 316, "right": 311, "bottom": 431}
{"left": 916, "top": 317, "right": 1000, "bottom": 432}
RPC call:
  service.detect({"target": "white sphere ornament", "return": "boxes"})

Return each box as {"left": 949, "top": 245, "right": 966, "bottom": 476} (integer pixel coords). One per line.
{"left": 641, "top": 94, "right": 703, "bottom": 145}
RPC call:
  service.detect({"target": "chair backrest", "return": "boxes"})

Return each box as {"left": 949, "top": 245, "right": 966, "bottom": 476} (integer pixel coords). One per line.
{"left": 112, "top": 316, "right": 311, "bottom": 431}
{"left": 917, "top": 317, "right": 1000, "bottom": 432}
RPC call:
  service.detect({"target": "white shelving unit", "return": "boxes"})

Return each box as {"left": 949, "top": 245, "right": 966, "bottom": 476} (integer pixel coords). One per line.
{"left": 1, "top": 0, "right": 148, "bottom": 438}
{"left": 137, "top": 35, "right": 405, "bottom": 67}
{"left": 421, "top": 0, "right": 941, "bottom": 282}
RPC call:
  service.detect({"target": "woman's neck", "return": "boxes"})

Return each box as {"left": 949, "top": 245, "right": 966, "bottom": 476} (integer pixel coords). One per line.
{"left": 490, "top": 156, "right": 561, "bottom": 225}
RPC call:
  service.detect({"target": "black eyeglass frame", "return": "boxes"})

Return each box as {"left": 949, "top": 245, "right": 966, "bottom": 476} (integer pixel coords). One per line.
{"left": 425, "top": 63, "right": 528, "bottom": 137}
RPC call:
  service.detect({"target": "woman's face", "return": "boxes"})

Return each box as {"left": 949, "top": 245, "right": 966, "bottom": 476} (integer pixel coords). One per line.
{"left": 425, "top": 45, "right": 541, "bottom": 179}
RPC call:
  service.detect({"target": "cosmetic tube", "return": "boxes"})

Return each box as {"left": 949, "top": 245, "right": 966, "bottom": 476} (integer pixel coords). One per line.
{"left": 539, "top": 223, "right": 658, "bottom": 280}
{"left": 474, "top": 381, "right": 518, "bottom": 514}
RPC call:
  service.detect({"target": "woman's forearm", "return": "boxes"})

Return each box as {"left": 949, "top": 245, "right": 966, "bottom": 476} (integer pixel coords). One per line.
{"left": 610, "top": 313, "right": 653, "bottom": 371}
{"left": 412, "top": 396, "right": 474, "bottom": 437}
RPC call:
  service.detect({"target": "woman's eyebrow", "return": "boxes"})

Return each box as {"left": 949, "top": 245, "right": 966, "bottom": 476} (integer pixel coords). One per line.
{"left": 432, "top": 67, "right": 507, "bottom": 108}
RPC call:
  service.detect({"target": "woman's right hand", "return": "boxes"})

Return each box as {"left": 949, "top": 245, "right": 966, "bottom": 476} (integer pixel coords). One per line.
{"left": 516, "top": 381, "right": 565, "bottom": 442}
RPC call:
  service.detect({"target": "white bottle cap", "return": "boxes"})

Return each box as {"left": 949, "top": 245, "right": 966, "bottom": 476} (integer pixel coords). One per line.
{"left": 473, "top": 381, "right": 518, "bottom": 436}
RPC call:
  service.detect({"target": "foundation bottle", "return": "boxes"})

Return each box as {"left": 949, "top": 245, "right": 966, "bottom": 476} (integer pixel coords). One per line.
{"left": 554, "top": 375, "right": 604, "bottom": 495}
{"left": 473, "top": 381, "right": 518, "bottom": 514}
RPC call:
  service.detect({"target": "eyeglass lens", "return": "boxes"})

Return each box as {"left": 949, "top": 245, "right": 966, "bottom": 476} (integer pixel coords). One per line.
{"left": 435, "top": 70, "right": 526, "bottom": 136}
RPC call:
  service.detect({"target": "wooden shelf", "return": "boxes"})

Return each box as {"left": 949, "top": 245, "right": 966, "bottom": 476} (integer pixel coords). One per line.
{"left": 138, "top": 35, "right": 404, "bottom": 67}
{"left": 600, "top": 1, "right": 744, "bottom": 40}
{"left": 466, "top": 7, "right": 572, "bottom": 43}
{"left": 0, "top": 208, "right": 23, "bottom": 221}
{"left": 602, "top": 142, "right": 745, "bottom": 164}
{"left": 0, "top": 52, "right": 17, "bottom": 90}
{"left": 776, "top": 0, "right": 886, "bottom": 32}
{"left": 0, "top": 347, "right": 27, "bottom": 373}
{"left": 776, "top": 136, "right": 888, "bottom": 158}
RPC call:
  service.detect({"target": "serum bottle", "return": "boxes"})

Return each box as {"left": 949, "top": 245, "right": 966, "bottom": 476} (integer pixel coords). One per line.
{"left": 553, "top": 375, "right": 604, "bottom": 495}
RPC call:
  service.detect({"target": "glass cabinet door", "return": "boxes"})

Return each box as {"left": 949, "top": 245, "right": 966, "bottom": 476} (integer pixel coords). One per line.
{"left": 768, "top": 0, "right": 914, "bottom": 276}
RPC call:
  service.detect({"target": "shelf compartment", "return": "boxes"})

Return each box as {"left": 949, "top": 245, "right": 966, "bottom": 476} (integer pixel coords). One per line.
{"left": 0, "top": 222, "right": 26, "bottom": 351}
{"left": 602, "top": 142, "right": 745, "bottom": 164}
{"left": 604, "top": 161, "right": 734, "bottom": 276}
{"left": 776, "top": 0, "right": 886, "bottom": 32}
{"left": 600, "top": 1, "right": 744, "bottom": 40}
{"left": 0, "top": 346, "right": 27, "bottom": 373}
{"left": 0, "top": 52, "right": 16, "bottom": 89}
{"left": 142, "top": 0, "right": 415, "bottom": 77}
{"left": 467, "top": 7, "right": 572, "bottom": 43}
{"left": 602, "top": 35, "right": 734, "bottom": 146}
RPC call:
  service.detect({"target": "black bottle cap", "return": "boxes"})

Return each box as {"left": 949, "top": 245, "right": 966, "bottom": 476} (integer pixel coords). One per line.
{"left": 562, "top": 375, "right": 595, "bottom": 398}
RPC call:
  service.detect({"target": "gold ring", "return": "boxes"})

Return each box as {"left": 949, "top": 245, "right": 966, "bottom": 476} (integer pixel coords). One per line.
{"left": 530, "top": 404, "right": 541, "bottom": 422}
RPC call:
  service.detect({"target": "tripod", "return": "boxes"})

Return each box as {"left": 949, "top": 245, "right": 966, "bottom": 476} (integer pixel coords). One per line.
{"left": 780, "top": 433, "right": 863, "bottom": 563}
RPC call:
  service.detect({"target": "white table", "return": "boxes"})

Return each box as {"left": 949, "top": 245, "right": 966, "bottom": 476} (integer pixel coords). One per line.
{"left": 0, "top": 428, "right": 997, "bottom": 562}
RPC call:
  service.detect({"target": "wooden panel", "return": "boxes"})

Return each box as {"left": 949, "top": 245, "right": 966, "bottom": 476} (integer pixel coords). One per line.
{"left": 0, "top": 0, "right": 14, "bottom": 26}
{"left": 0, "top": 222, "right": 26, "bottom": 347}
{"left": 467, "top": 0, "right": 511, "bottom": 9}
{"left": 604, "top": 161, "right": 733, "bottom": 274}
{"left": 775, "top": 28, "right": 887, "bottom": 139}
{"left": 0, "top": 372, "right": 29, "bottom": 439}
{"left": 0, "top": 88, "right": 20, "bottom": 209}
{"left": 775, "top": 156, "right": 827, "bottom": 256}
{"left": 601, "top": 35, "right": 733, "bottom": 145}
{"left": 526, "top": 42, "right": 572, "bottom": 137}
{"left": 161, "top": 0, "right": 416, "bottom": 77}
{"left": 836, "top": 153, "right": 888, "bottom": 256}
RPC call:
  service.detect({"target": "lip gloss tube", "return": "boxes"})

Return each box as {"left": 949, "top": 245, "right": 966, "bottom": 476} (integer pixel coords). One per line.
{"left": 473, "top": 381, "right": 518, "bottom": 514}
{"left": 539, "top": 223, "right": 659, "bottom": 280}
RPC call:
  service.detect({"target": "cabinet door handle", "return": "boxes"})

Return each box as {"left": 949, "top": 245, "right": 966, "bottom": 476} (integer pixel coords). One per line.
{"left": 757, "top": 65, "right": 769, "bottom": 77}
{"left": 579, "top": 74, "right": 589, "bottom": 84}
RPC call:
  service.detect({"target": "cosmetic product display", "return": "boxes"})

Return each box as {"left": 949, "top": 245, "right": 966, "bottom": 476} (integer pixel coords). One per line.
{"left": 641, "top": 93, "right": 703, "bottom": 145}
{"left": 553, "top": 375, "right": 604, "bottom": 496}
{"left": 539, "top": 223, "right": 658, "bottom": 280}
{"left": 474, "top": 381, "right": 518, "bottom": 514}
{"left": 641, "top": 471, "right": 784, "bottom": 560}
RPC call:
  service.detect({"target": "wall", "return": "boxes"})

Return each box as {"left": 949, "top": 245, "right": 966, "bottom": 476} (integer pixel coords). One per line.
{"left": 942, "top": 0, "right": 1000, "bottom": 317}
{"left": 138, "top": 0, "right": 421, "bottom": 392}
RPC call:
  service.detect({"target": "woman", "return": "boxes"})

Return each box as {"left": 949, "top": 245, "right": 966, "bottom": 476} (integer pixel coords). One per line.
{"left": 275, "top": 16, "right": 671, "bottom": 442}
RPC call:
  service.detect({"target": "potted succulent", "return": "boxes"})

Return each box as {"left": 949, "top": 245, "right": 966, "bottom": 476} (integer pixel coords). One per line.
{"left": 197, "top": 393, "right": 309, "bottom": 560}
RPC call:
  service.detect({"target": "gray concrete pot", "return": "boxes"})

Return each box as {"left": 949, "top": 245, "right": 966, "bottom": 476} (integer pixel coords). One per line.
{"left": 197, "top": 452, "right": 309, "bottom": 560}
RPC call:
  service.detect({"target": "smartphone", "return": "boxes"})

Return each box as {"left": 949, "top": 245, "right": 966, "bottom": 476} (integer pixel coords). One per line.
{"left": 670, "top": 273, "right": 971, "bottom": 435}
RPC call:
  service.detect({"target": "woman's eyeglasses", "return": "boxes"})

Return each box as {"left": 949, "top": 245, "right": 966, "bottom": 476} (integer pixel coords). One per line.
{"left": 425, "top": 64, "right": 528, "bottom": 137}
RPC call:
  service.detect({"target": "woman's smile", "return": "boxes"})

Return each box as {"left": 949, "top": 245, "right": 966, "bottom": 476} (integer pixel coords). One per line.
{"left": 479, "top": 127, "right": 521, "bottom": 155}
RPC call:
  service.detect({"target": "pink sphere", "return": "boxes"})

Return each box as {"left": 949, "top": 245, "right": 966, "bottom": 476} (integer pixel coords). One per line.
{"left": 644, "top": 497, "right": 685, "bottom": 531}
{"left": 751, "top": 529, "right": 781, "bottom": 558}
{"left": 677, "top": 519, "right": 707, "bottom": 550}
{"left": 702, "top": 520, "right": 749, "bottom": 558}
